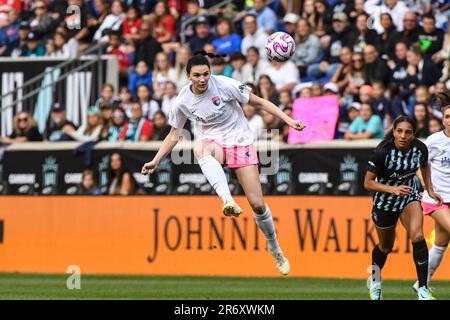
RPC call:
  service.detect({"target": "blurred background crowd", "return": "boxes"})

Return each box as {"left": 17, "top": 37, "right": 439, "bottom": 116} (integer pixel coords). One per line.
{"left": 1, "top": 0, "right": 450, "bottom": 145}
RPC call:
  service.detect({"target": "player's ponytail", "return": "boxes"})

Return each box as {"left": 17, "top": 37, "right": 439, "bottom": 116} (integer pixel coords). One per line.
{"left": 382, "top": 116, "right": 417, "bottom": 142}
{"left": 435, "top": 90, "right": 450, "bottom": 113}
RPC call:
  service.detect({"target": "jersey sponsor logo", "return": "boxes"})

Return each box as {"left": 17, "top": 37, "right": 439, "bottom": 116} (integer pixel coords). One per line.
{"left": 211, "top": 96, "right": 221, "bottom": 106}
{"left": 389, "top": 171, "right": 416, "bottom": 180}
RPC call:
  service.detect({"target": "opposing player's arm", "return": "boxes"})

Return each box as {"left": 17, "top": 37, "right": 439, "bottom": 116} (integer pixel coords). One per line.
{"left": 420, "top": 162, "right": 443, "bottom": 204}
{"left": 141, "top": 127, "right": 180, "bottom": 175}
{"left": 248, "top": 93, "right": 305, "bottom": 131}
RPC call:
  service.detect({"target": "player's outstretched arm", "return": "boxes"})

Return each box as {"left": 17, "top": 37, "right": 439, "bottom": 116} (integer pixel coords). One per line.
{"left": 248, "top": 93, "right": 305, "bottom": 131}
{"left": 141, "top": 127, "right": 180, "bottom": 175}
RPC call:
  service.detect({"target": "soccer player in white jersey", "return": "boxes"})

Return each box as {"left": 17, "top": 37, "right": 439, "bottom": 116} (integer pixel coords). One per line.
{"left": 141, "top": 54, "right": 305, "bottom": 275}
{"left": 414, "top": 92, "right": 450, "bottom": 292}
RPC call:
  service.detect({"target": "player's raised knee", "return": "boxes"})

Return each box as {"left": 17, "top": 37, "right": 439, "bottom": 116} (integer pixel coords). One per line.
{"left": 251, "top": 202, "right": 266, "bottom": 215}
{"left": 378, "top": 245, "right": 393, "bottom": 255}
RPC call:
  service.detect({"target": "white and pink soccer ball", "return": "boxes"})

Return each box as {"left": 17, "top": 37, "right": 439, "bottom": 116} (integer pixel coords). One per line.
{"left": 264, "top": 32, "right": 296, "bottom": 62}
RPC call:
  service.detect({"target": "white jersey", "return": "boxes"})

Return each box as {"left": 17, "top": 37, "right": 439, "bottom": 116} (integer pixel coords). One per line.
{"left": 168, "top": 75, "right": 253, "bottom": 146}
{"left": 423, "top": 131, "right": 450, "bottom": 204}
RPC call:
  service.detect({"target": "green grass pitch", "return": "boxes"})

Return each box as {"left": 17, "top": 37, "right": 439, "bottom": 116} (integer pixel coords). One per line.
{"left": 0, "top": 273, "right": 449, "bottom": 300}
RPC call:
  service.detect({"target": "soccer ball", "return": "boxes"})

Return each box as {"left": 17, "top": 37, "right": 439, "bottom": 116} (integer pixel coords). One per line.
{"left": 265, "top": 32, "right": 296, "bottom": 62}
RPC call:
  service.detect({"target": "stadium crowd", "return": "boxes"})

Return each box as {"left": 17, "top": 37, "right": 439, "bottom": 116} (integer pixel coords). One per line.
{"left": 1, "top": 0, "right": 450, "bottom": 145}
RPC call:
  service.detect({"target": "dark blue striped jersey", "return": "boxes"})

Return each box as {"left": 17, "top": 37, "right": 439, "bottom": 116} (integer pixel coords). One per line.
{"left": 366, "top": 139, "right": 428, "bottom": 212}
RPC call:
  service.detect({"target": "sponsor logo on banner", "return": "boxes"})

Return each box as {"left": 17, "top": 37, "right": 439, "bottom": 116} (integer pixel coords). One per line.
{"left": 98, "top": 155, "right": 110, "bottom": 193}
{"left": 64, "top": 173, "right": 83, "bottom": 184}
{"left": 42, "top": 156, "right": 58, "bottom": 194}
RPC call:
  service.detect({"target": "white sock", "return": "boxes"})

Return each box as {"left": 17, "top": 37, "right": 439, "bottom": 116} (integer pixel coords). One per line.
{"left": 428, "top": 244, "right": 447, "bottom": 284}
{"left": 253, "top": 205, "right": 280, "bottom": 253}
{"left": 198, "top": 155, "right": 233, "bottom": 204}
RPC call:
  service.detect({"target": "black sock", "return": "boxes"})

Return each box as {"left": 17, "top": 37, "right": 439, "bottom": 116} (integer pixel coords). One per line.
{"left": 372, "top": 245, "right": 388, "bottom": 281}
{"left": 412, "top": 239, "right": 429, "bottom": 288}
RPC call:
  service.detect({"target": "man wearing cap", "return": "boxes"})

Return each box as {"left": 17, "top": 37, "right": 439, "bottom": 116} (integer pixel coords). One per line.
{"left": 44, "top": 103, "right": 77, "bottom": 141}
{"left": 307, "top": 11, "right": 353, "bottom": 80}
{"left": 188, "top": 15, "right": 215, "bottom": 53}
{"left": 8, "top": 20, "right": 29, "bottom": 57}
{"left": 241, "top": 13, "right": 267, "bottom": 59}
{"left": 181, "top": 0, "right": 208, "bottom": 43}
{"left": 282, "top": 13, "right": 299, "bottom": 37}
{"left": 21, "top": 30, "right": 46, "bottom": 56}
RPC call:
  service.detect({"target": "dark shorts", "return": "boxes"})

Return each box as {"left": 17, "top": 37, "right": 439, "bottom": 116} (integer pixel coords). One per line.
{"left": 372, "top": 199, "right": 421, "bottom": 228}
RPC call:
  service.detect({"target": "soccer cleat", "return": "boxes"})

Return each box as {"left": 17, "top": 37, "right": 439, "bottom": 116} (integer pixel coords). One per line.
{"left": 271, "top": 250, "right": 290, "bottom": 276}
{"left": 369, "top": 279, "right": 382, "bottom": 300}
{"left": 413, "top": 281, "right": 434, "bottom": 294}
{"left": 222, "top": 201, "right": 242, "bottom": 217}
{"left": 417, "top": 286, "right": 436, "bottom": 300}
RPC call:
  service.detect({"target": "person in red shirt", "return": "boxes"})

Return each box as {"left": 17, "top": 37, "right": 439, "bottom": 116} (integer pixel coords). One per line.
{"left": 120, "top": 101, "right": 153, "bottom": 141}
{"left": 152, "top": 0, "right": 175, "bottom": 43}
{"left": 122, "top": 5, "right": 141, "bottom": 43}
{"left": 106, "top": 30, "right": 130, "bottom": 84}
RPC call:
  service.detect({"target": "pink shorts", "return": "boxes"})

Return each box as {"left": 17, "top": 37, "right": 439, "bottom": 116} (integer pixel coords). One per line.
{"left": 212, "top": 143, "right": 259, "bottom": 168}
{"left": 422, "top": 202, "right": 450, "bottom": 215}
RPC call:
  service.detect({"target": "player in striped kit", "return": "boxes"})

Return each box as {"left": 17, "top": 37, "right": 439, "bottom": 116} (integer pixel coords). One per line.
{"left": 364, "top": 116, "right": 440, "bottom": 300}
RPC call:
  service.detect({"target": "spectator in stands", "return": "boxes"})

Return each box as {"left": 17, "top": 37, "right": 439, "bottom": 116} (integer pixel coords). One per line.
{"left": 77, "top": 169, "right": 102, "bottom": 195}
{"left": 307, "top": 12, "right": 352, "bottom": 80}
{"left": 371, "top": 81, "right": 401, "bottom": 125}
{"left": 107, "top": 106, "right": 127, "bottom": 142}
{"left": 188, "top": 15, "right": 214, "bottom": 54}
{"left": 99, "top": 103, "right": 113, "bottom": 140}
{"left": 212, "top": 17, "right": 242, "bottom": 55}
{"left": 63, "top": 106, "right": 102, "bottom": 142}
{"left": 241, "top": 13, "right": 267, "bottom": 59}
{"left": 265, "top": 59, "right": 299, "bottom": 93}
{"left": 106, "top": 30, "right": 129, "bottom": 85}
{"left": 151, "top": 110, "right": 170, "bottom": 141}
{"left": 351, "top": 13, "right": 379, "bottom": 54}
{"left": 331, "top": 46, "right": 352, "bottom": 94}
{"left": 9, "top": 21, "right": 30, "bottom": 57}
{"left": 358, "top": 84, "right": 373, "bottom": 104}
{"left": 386, "top": 83, "right": 407, "bottom": 118}
{"left": 292, "top": 18, "right": 321, "bottom": 78}
{"left": 22, "top": 31, "right": 46, "bottom": 56}
{"left": 136, "top": 84, "right": 159, "bottom": 120}
{"left": 282, "top": 13, "right": 299, "bottom": 37}
{"left": 122, "top": 5, "right": 142, "bottom": 43}
{"left": 44, "top": 103, "right": 77, "bottom": 141}
{"left": 418, "top": 13, "right": 444, "bottom": 58}
{"left": 180, "top": 0, "right": 207, "bottom": 42}
{"left": 95, "top": 83, "right": 120, "bottom": 109}
{"left": 107, "top": 152, "right": 136, "bottom": 195}
{"left": 152, "top": 51, "right": 176, "bottom": 100}
{"left": 128, "top": 60, "right": 152, "bottom": 99}
{"left": 151, "top": 1, "right": 175, "bottom": 44}
{"left": 429, "top": 117, "right": 444, "bottom": 134}
{"left": 398, "top": 11, "right": 422, "bottom": 47}
{"left": 344, "top": 102, "right": 384, "bottom": 140}
{"left": 248, "top": 0, "right": 277, "bottom": 34}
{"left": 387, "top": 41, "right": 408, "bottom": 90}
{"left": 336, "top": 102, "right": 361, "bottom": 139}
{"left": 241, "top": 46, "right": 270, "bottom": 85}
{"left": 94, "top": 0, "right": 125, "bottom": 43}
{"left": 119, "top": 86, "right": 133, "bottom": 118}
{"left": 0, "top": 112, "right": 42, "bottom": 143}
{"left": 0, "top": 9, "right": 20, "bottom": 56}
{"left": 174, "top": 44, "right": 191, "bottom": 89}
{"left": 323, "top": 82, "right": 339, "bottom": 96}
{"left": 364, "top": 0, "right": 408, "bottom": 34}
{"left": 243, "top": 103, "right": 264, "bottom": 140}
{"left": 363, "top": 44, "right": 389, "bottom": 86}
{"left": 301, "top": 0, "right": 315, "bottom": 29}
{"left": 260, "top": 109, "right": 283, "bottom": 140}
{"left": 278, "top": 89, "right": 293, "bottom": 111}
{"left": 29, "top": 0, "right": 54, "bottom": 37}
{"left": 133, "top": 20, "right": 162, "bottom": 68}
{"left": 211, "top": 56, "right": 233, "bottom": 77}
{"left": 161, "top": 81, "right": 177, "bottom": 116}
{"left": 313, "top": 0, "right": 332, "bottom": 38}
{"left": 257, "top": 74, "right": 279, "bottom": 105}
{"left": 412, "top": 102, "right": 431, "bottom": 138}
{"left": 120, "top": 102, "right": 153, "bottom": 141}
{"left": 378, "top": 13, "right": 400, "bottom": 60}
{"left": 311, "top": 83, "right": 323, "bottom": 97}
{"left": 46, "top": 31, "right": 78, "bottom": 57}
{"left": 345, "top": 51, "right": 365, "bottom": 97}
{"left": 405, "top": 43, "right": 441, "bottom": 89}
{"left": 230, "top": 52, "right": 246, "bottom": 82}
{"left": 348, "top": 0, "right": 366, "bottom": 23}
